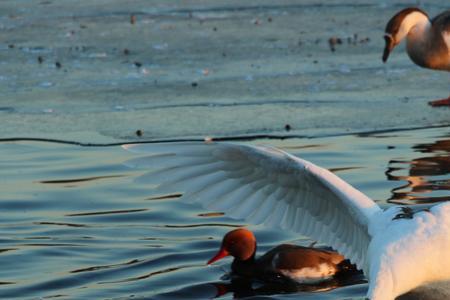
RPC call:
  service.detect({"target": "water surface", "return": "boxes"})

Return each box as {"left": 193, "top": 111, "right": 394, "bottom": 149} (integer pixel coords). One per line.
{"left": 1, "top": 126, "right": 450, "bottom": 299}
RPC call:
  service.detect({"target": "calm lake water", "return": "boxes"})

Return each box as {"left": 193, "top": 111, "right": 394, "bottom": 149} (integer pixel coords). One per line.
{"left": 1, "top": 125, "right": 450, "bottom": 299}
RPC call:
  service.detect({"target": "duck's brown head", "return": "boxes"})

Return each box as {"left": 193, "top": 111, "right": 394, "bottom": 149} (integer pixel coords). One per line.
{"left": 382, "top": 7, "right": 428, "bottom": 62}
{"left": 207, "top": 228, "right": 256, "bottom": 264}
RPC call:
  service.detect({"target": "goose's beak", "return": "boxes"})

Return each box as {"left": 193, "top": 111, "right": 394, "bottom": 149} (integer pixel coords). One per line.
{"left": 382, "top": 35, "right": 395, "bottom": 63}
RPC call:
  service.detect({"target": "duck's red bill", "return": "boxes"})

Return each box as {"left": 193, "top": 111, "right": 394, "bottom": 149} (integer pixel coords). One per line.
{"left": 207, "top": 248, "right": 229, "bottom": 264}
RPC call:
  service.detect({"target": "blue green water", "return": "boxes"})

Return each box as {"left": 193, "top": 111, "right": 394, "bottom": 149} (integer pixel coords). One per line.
{"left": 1, "top": 126, "right": 449, "bottom": 299}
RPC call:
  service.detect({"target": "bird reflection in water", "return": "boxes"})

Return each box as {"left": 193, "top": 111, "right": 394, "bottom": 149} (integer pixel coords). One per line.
{"left": 209, "top": 268, "right": 366, "bottom": 298}
{"left": 213, "top": 273, "right": 367, "bottom": 298}
{"left": 152, "top": 265, "right": 365, "bottom": 299}
{"left": 386, "top": 139, "right": 450, "bottom": 204}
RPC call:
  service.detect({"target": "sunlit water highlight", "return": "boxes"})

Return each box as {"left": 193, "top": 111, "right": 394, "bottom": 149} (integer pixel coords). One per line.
{"left": 1, "top": 126, "right": 450, "bottom": 299}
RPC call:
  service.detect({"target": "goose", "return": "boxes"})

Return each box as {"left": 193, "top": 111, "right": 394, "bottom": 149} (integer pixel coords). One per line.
{"left": 123, "top": 141, "right": 450, "bottom": 300}
{"left": 382, "top": 7, "right": 450, "bottom": 107}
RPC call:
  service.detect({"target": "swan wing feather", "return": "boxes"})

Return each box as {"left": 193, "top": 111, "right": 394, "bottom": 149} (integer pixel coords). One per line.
{"left": 123, "top": 142, "right": 381, "bottom": 271}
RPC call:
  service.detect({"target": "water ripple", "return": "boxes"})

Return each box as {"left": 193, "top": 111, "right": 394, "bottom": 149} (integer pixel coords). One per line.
{"left": 1, "top": 127, "right": 450, "bottom": 299}
{"left": 38, "top": 174, "right": 126, "bottom": 186}
{"left": 70, "top": 259, "right": 141, "bottom": 274}
{"left": 65, "top": 208, "right": 148, "bottom": 217}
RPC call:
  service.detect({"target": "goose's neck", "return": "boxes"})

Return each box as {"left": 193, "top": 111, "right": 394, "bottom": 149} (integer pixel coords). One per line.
{"left": 403, "top": 13, "right": 433, "bottom": 68}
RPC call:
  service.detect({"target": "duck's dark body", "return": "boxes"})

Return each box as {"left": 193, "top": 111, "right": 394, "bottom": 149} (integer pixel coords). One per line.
{"left": 231, "top": 244, "right": 358, "bottom": 284}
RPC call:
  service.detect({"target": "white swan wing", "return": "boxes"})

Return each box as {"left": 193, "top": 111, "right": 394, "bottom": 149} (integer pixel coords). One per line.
{"left": 123, "top": 142, "right": 381, "bottom": 270}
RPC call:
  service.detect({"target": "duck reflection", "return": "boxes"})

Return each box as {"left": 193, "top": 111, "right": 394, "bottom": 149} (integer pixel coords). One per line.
{"left": 386, "top": 138, "right": 450, "bottom": 204}
{"left": 152, "top": 272, "right": 366, "bottom": 300}
{"left": 210, "top": 271, "right": 366, "bottom": 298}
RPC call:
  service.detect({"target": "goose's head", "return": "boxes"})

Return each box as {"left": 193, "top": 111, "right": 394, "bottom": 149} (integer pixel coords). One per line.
{"left": 382, "top": 7, "right": 429, "bottom": 62}
{"left": 207, "top": 228, "right": 256, "bottom": 264}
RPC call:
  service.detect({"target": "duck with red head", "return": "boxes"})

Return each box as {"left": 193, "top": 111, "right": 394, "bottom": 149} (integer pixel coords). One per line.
{"left": 208, "top": 228, "right": 358, "bottom": 284}
{"left": 382, "top": 7, "right": 450, "bottom": 106}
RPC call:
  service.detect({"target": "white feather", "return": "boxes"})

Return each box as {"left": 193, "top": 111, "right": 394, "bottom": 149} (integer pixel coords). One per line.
{"left": 123, "top": 141, "right": 450, "bottom": 300}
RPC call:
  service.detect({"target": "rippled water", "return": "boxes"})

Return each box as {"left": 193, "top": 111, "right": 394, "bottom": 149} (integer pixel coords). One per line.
{"left": 1, "top": 126, "right": 450, "bottom": 299}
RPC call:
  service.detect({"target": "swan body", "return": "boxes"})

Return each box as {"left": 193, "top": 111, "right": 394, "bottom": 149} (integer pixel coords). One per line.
{"left": 123, "top": 142, "right": 450, "bottom": 300}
